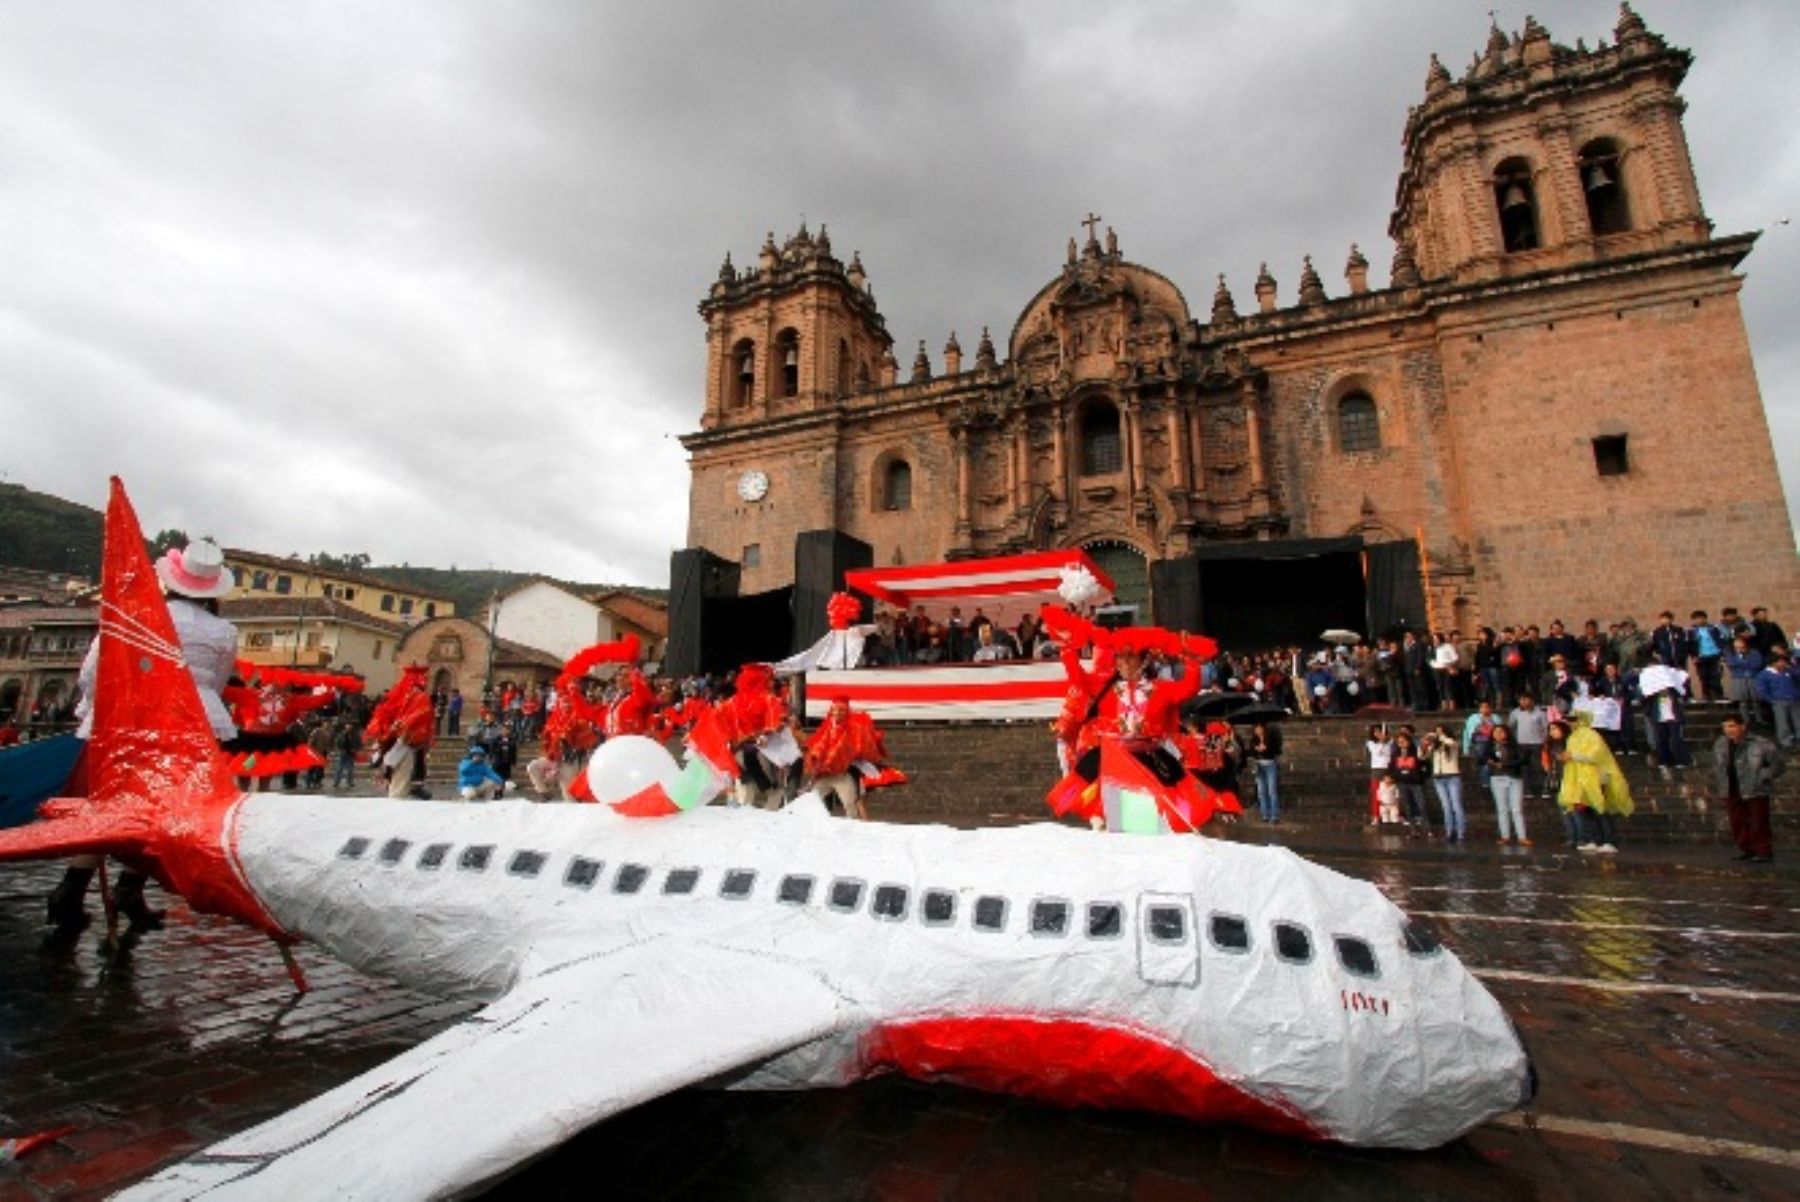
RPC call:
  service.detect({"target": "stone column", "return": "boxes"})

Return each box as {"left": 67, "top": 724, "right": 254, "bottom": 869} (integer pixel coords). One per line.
{"left": 953, "top": 425, "right": 972, "bottom": 531}
{"left": 1012, "top": 418, "right": 1030, "bottom": 511}
{"left": 1243, "top": 382, "right": 1267, "bottom": 495}
{"left": 1052, "top": 406, "right": 1067, "bottom": 498}
{"left": 1166, "top": 390, "right": 1187, "bottom": 492}
{"left": 1125, "top": 400, "right": 1145, "bottom": 496}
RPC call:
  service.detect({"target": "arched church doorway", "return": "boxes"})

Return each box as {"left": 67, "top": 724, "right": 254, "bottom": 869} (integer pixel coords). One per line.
{"left": 431, "top": 668, "right": 454, "bottom": 696}
{"left": 1083, "top": 539, "right": 1150, "bottom": 620}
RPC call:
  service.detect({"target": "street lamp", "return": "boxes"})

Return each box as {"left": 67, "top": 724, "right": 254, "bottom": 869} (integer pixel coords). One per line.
{"left": 483, "top": 588, "right": 501, "bottom": 694}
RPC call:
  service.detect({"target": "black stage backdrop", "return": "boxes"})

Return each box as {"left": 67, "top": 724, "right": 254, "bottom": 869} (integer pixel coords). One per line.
{"left": 699, "top": 587, "right": 794, "bottom": 674}
{"left": 1181, "top": 537, "right": 1370, "bottom": 652}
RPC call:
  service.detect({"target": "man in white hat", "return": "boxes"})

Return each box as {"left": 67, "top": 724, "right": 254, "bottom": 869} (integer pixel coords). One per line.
{"left": 46, "top": 538, "right": 242, "bottom": 938}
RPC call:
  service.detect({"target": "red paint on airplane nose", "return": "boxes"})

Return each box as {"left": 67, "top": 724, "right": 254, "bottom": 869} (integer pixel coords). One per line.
{"left": 861, "top": 1015, "right": 1324, "bottom": 1140}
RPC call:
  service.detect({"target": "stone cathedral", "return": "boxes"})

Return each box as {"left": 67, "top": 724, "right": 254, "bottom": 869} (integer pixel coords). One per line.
{"left": 682, "top": 8, "right": 1798, "bottom": 645}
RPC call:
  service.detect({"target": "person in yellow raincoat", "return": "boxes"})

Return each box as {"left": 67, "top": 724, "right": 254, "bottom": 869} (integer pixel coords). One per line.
{"left": 1556, "top": 709, "right": 1634, "bottom": 853}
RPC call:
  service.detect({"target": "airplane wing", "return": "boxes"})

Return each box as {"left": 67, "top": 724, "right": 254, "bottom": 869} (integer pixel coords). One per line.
{"left": 117, "top": 940, "right": 849, "bottom": 1201}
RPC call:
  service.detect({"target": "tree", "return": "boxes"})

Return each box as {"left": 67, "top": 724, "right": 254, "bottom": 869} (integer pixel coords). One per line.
{"left": 148, "top": 528, "right": 189, "bottom": 557}
{"left": 308, "top": 551, "right": 372, "bottom": 572}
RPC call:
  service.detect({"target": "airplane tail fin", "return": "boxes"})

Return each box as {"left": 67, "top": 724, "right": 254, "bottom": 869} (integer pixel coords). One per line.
{"left": 0, "top": 479, "right": 280, "bottom": 933}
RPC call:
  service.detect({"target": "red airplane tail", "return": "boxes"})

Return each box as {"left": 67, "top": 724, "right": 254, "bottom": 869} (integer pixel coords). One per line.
{"left": 0, "top": 479, "right": 284, "bottom": 935}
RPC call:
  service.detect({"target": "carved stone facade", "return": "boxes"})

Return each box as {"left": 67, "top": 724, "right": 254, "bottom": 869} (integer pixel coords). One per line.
{"left": 684, "top": 9, "right": 1799, "bottom": 629}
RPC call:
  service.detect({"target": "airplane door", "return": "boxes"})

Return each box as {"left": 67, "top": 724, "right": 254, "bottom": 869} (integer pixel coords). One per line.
{"left": 1136, "top": 892, "right": 1199, "bottom": 987}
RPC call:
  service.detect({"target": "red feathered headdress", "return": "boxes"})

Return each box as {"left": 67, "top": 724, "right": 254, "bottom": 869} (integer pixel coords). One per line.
{"left": 735, "top": 662, "right": 774, "bottom": 693}
{"left": 1040, "top": 604, "right": 1216, "bottom": 662}
{"left": 826, "top": 591, "right": 861, "bottom": 631}
{"left": 555, "top": 635, "right": 641, "bottom": 690}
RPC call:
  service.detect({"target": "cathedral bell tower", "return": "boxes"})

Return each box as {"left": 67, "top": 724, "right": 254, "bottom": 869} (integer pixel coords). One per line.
{"left": 698, "top": 223, "right": 894, "bottom": 430}
{"left": 1390, "top": 5, "right": 1711, "bottom": 284}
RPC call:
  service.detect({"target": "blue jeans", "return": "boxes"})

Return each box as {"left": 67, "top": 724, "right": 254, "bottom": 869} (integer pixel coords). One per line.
{"left": 1432, "top": 776, "right": 1466, "bottom": 841}
{"left": 331, "top": 753, "right": 355, "bottom": 790}
{"left": 1254, "top": 760, "right": 1279, "bottom": 821}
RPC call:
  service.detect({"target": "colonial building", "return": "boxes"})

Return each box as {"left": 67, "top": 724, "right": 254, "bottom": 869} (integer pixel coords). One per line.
{"left": 394, "top": 616, "right": 562, "bottom": 704}
{"left": 223, "top": 549, "right": 454, "bottom": 625}
{"left": 0, "top": 604, "right": 98, "bottom": 726}
{"left": 221, "top": 597, "right": 410, "bottom": 694}
{"left": 682, "top": 8, "right": 1798, "bottom": 645}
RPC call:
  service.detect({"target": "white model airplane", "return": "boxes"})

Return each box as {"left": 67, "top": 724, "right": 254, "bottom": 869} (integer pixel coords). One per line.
{"left": 1, "top": 483, "right": 1535, "bottom": 1200}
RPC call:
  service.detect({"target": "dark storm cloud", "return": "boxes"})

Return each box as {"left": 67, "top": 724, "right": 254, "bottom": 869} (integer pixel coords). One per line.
{"left": 1, "top": 1, "right": 1793, "bottom": 585}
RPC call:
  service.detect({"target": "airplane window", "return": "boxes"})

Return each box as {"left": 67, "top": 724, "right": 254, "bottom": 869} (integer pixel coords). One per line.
{"left": 1208, "top": 913, "right": 1248, "bottom": 952}
{"left": 828, "top": 879, "right": 864, "bottom": 912}
{"left": 721, "top": 869, "right": 757, "bottom": 899}
{"left": 1087, "top": 902, "right": 1123, "bottom": 939}
{"left": 378, "top": 838, "right": 411, "bottom": 866}
{"left": 1149, "top": 906, "right": 1190, "bottom": 945}
{"left": 338, "top": 837, "right": 370, "bottom": 860}
{"left": 418, "top": 843, "right": 451, "bottom": 870}
{"left": 1403, "top": 921, "right": 1442, "bottom": 956}
{"left": 614, "top": 863, "right": 650, "bottom": 894}
{"left": 459, "top": 845, "right": 494, "bottom": 872}
{"left": 922, "top": 889, "right": 956, "bottom": 926}
{"left": 1030, "top": 899, "right": 1070, "bottom": 936}
{"left": 973, "top": 896, "right": 1008, "bottom": 932}
{"left": 871, "top": 885, "right": 908, "bottom": 921}
{"left": 664, "top": 868, "right": 701, "bottom": 895}
{"left": 564, "top": 857, "right": 602, "bottom": 889}
{"left": 1335, "top": 935, "right": 1379, "bottom": 978}
{"left": 508, "top": 851, "right": 546, "bottom": 878}
{"left": 778, "top": 875, "right": 815, "bottom": 905}
{"left": 1273, "top": 922, "right": 1312, "bottom": 963}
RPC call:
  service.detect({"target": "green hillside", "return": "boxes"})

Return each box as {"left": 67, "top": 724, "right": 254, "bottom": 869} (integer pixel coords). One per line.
{"left": 0, "top": 483, "right": 664, "bottom": 609}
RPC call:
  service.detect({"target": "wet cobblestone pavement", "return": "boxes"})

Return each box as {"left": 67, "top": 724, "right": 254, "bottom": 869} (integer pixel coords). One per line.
{"left": 3, "top": 837, "right": 1797, "bottom": 1200}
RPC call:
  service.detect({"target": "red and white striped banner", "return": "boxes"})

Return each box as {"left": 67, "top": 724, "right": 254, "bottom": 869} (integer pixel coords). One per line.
{"left": 804, "top": 663, "right": 1068, "bottom": 722}
{"left": 844, "top": 550, "right": 1114, "bottom": 626}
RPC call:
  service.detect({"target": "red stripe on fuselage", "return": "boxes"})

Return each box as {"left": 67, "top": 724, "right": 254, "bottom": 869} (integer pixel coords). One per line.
{"left": 861, "top": 1015, "right": 1323, "bottom": 1140}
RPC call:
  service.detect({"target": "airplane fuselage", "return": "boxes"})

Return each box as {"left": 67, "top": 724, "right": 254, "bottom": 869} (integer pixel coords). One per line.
{"left": 230, "top": 795, "right": 1531, "bottom": 1149}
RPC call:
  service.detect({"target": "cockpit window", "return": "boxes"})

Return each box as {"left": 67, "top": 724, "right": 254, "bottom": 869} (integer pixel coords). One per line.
{"left": 973, "top": 896, "right": 1008, "bottom": 932}
{"left": 508, "top": 850, "right": 546, "bottom": 878}
{"left": 418, "top": 842, "right": 451, "bottom": 870}
{"left": 564, "top": 857, "right": 601, "bottom": 889}
{"left": 378, "top": 838, "right": 411, "bottom": 866}
{"left": 338, "top": 836, "right": 370, "bottom": 860}
{"left": 828, "top": 878, "right": 864, "bottom": 912}
{"left": 1030, "top": 898, "right": 1070, "bottom": 936}
{"left": 1335, "top": 935, "right": 1379, "bottom": 978}
{"left": 1208, "top": 913, "right": 1248, "bottom": 952}
{"left": 871, "top": 885, "right": 908, "bottom": 920}
{"left": 779, "top": 874, "right": 815, "bottom": 905}
{"left": 1273, "top": 922, "right": 1312, "bottom": 963}
{"left": 458, "top": 844, "right": 494, "bottom": 872}
{"left": 664, "top": 868, "right": 701, "bottom": 895}
{"left": 721, "top": 869, "right": 757, "bottom": 899}
{"left": 1148, "top": 906, "right": 1189, "bottom": 945}
{"left": 614, "top": 863, "right": 650, "bottom": 894}
{"left": 1087, "top": 902, "right": 1123, "bottom": 939}
{"left": 1403, "top": 920, "right": 1442, "bottom": 956}
{"left": 922, "top": 889, "right": 956, "bottom": 926}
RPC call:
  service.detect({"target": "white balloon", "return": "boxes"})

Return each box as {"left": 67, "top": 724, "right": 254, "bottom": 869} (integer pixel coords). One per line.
{"left": 585, "top": 735, "right": 681, "bottom": 807}
{"left": 1057, "top": 564, "right": 1104, "bottom": 608}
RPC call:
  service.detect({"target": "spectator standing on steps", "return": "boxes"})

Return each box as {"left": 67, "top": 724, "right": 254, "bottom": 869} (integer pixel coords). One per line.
{"left": 1715, "top": 714, "right": 1783, "bottom": 863}
{"left": 1507, "top": 694, "right": 1549, "bottom": 799}
{"left": 1365, "top": 724, "right": 1393, "bottom": 828}
{"left": 1688, "top": 610, "right": 1726, "bottom": 702}
{"left": 329, "top": 719, "right": 358, "bottom": 791}
{"left": 1486, "top": 725, "right": 1529, "bottom": 846}
{"left": 1423, "top": 724, "right": 1466, "bottom": 844}
{"left": 1751, "top": 607, "right": 1789, "bottom": 661}
{"left": 1755, "top": 649, "right": 1800, "bottom": 749}
{"left": 1247, "top": 720, "right": 1282, "bottom": 824}
{"left": 1723, "top": 634, "right": 1764, "bottom": 728}
{"left": 1386, "top": 731, "right": 1431, "bottom": 837}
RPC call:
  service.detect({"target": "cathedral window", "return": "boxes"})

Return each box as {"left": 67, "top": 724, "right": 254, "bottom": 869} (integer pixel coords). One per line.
{"left": 1337, "top": 392, "right": 1381, "bottom": 453}
{"left": 1493, "top": 159, "right": 1540, "bottom": 253}
{"left": 1593, "top": 434, "right": 1629, "bottom": 477}
{"left": 776, "top": 328, "right": 800, "bottom": 397}
{"left": 1080, "top": 400, "right": 1123, "bottom": 476}
{"left": 1579, "top": 140, "right": 1631, "bottom": 237}
{"left": 883, "top": 459, "right": 913, "bottom": 511}
{"left": 836, "top": 339, "right": 851, "bottom": 395}
{"left": 731, "top": 338, "right": 755, "bottom": 407}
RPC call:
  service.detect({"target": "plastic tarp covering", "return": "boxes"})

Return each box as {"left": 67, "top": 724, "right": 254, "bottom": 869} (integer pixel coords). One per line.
{"left": 0, "top": 735, "right": 81, "bottom": 830}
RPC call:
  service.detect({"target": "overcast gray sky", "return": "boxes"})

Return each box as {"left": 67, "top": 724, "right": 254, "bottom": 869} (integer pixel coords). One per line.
{"left": 1, "top": 1, "right": 1794, "bottom": 586}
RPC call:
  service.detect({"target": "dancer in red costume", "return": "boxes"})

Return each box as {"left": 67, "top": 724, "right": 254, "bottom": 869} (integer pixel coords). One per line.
{"left": 364, "top": 665, "right": 436, "bottom": 799}
{"left": 1042, "top": 606, "right": 1229, "bottom": 834}
{"left": 1042, "top": 606, "right": 1117, "bottom": 777}
{"left": 1177, "top": 720, "right": 1245, "bottom": 822}
{"left": 538, "top": 636, "right": 638, "bottom": 800}
{"left": 604, "top": 662, "right": 656, "bottom": 738}
{"left": 715, "top": 663, "right": 790, "bottom": 808}
{"left": 222, "top": 663, "right": 362, "bottom": 787}
{"left": 803, "top": 696, "right": 904, "bottom": 820}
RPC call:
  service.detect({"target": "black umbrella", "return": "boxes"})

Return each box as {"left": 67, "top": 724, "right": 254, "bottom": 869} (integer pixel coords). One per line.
{"left": 1185, "top": 692, "right": 1257, "bottom": 719}
{"left": 1228, "top": 703, "right": 1290, "bottom": 725}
